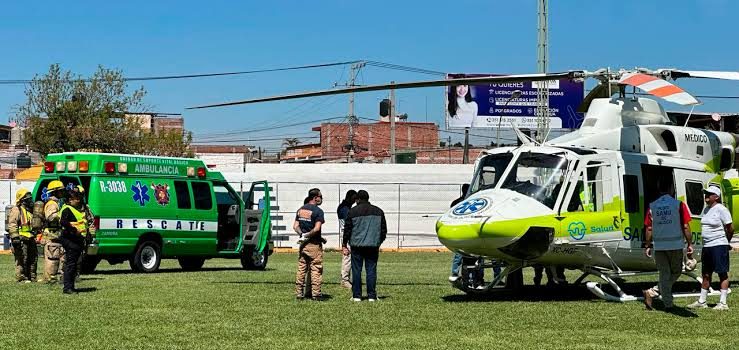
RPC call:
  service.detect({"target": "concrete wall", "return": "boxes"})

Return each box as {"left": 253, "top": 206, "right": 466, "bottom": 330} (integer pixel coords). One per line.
{"left": 196, "top": 153, "right": 244, "bottom": 173}
{"left": 1, "top": 164, "right": 475, "bottom": 250}
{"left": 224, "top": 163, "right": 474, "bottom": 249}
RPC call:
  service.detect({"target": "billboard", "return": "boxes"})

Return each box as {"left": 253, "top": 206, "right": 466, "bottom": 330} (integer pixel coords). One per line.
{"left": 445, "top": 73, "right": 585, "bottom": 130}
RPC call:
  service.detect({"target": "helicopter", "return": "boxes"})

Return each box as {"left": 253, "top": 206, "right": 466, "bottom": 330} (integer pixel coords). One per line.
{"left": 189, "top": 67, "right": 739, "bottom": 302}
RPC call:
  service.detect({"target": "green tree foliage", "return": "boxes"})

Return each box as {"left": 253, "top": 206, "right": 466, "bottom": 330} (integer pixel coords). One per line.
{"left": 16, "top": 64, "right": 191, "bottom": 157}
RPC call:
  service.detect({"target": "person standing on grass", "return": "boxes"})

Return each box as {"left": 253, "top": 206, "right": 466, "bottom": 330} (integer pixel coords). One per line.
{"left": 58, "top": 186, "right": 89, "bottom": 294}
{"left": 294, "top": 188, "right": 325, "bottom": 301}
{"left": 688, "top": 185, "right": 734, "bottom": 310}
{"left": 642, "top": 180, "right": 694, "bottom": 310}
{"left": 337, "top": 190, "right": 358, "bottom": 289}
{"left": 343, "top": 190, "right": 387, "bottom": 302}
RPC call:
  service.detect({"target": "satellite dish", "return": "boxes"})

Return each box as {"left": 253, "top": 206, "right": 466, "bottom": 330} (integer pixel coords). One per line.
{"left": 711, "top": 113, "right": 722, "bottom": 122}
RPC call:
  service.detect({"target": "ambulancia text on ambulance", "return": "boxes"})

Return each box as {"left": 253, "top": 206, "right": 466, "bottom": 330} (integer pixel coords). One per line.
{"left": 33, "top": 152, "right": 273, "bottom": 273}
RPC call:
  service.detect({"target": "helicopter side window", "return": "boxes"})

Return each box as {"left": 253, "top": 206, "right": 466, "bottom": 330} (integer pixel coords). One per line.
{"left": 500, "top": 152, "right": 569, "bottom": 209}
{"left": 566, "top": 161, "right": 614, "bottom": 212}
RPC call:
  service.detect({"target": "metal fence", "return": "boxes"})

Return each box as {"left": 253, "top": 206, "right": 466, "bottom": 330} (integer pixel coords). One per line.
{"left": 235, "top": 181, "right": 462, "bottom": 249}
{"left": 0, "top": 179, "right": 463, "bottom": 250}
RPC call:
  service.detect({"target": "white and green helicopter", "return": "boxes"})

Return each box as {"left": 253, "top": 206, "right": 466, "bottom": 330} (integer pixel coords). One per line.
{"left": 190, "top": 67, "right": 739, "bottom": 302}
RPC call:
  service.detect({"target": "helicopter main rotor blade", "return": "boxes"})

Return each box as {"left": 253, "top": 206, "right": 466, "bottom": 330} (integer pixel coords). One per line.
{"left": 619, "top": 73, "right": 700, "bottom": 106}
{"left": 666, "top": 70, "right": 739, "bottom": 81}
{"left": 187, "top": 72, "right": 578, "bottom": 109}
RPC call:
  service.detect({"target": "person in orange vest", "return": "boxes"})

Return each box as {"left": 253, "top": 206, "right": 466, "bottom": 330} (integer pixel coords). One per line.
{"left": 8, "top": 188, "right": 38, "bottom": 282}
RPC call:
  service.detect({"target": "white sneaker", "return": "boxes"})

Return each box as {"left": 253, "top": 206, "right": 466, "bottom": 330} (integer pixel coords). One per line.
{"left": 351, "top": 298, "right": 362, "bottom": 302}
{"left": 368, "top": 298, "right": 377, "bottom": 302}
{"left": 687, "top": 301, "right": 708, "bottom": 309}
{"left": 713, "top": 303, "right": 729, "bottom": 311}
{"left": 448, "top": 275, "right": 460, "bottom": 283}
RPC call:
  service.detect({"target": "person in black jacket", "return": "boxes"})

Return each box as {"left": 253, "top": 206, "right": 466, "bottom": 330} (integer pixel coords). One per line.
{"left": 342, "top": 190, "right": 387, "bottom": 301}
{"left": 58, "top": 187, "right": 89, "bottom": 294}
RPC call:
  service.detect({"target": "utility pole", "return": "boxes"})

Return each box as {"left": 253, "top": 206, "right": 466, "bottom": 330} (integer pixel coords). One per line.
{"left": 342, "top": 61, "right": 363, "bottom": 162}
{"left": 536, "top": 0, "right": 549, "bottom": 143}
{"left": 462, "top": 129, "right": 469, "bottom": 164}
{"left": 389, "top": 81, "right": 396, "bottom": 163}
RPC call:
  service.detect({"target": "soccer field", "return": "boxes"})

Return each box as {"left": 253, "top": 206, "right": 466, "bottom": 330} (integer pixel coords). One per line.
{"left": 1, "top": 252, "right": 737, "bottom": 350}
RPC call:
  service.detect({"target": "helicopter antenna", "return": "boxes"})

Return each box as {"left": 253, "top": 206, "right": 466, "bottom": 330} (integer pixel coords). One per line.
{"left": 683, "top": 105, "right": 697, "bottom": 127}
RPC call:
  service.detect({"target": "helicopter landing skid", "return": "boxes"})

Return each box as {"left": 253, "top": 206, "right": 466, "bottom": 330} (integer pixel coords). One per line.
{"left": 580, "top": 267, "right": 726, "bottom": 303}
{"left": 453, "top": 261, "right": 522, "bottom": 294}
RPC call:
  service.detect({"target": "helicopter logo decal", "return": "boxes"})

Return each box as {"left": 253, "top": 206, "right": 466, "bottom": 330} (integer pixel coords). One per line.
{"left": 453, "top": 198, "right": 490, "bottom": 216}
{"left": 568, "top": 221, "right": 587, "bottom": 240}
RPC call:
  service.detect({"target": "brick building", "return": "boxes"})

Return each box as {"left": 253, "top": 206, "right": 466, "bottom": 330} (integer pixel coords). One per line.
{"left": 126, "top": 113, "right": 184, "bottom": 134}
{"left": 282, "top": 143, "right": 323, "bottom": 163}
{"left": 190, "top": 144, "right": 252, "bottom": 172}
{"left": 314, "top": 121, "right": 439, "bottom": 161}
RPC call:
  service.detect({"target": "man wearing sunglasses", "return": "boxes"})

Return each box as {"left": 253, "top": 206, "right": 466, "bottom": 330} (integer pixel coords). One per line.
{"left": 294, "top": 188, "right": 326, "bottom": 300}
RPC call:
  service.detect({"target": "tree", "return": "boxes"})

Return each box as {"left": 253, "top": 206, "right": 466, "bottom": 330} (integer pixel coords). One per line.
{"left": 16, "top": 64, "right": 191, "bottom": 157}
{"left": 282, "top": 138, "right": 301, "bottom": 148}
{"left": 136, "top": 130, "right": 194, "bottom": 157}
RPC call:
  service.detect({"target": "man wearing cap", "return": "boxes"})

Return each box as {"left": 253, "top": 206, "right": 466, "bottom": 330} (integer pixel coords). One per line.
{"left": 8, "top": 188, "right": 38, "bottom": 282}
{"left": 642, "top": 180, "right": 694, "bottom": 310}
{"left": 688, "top": 185, "right": 734, "bottom": 310}
{"left": 40, "top": 180, "right": 66, "bottom": 284}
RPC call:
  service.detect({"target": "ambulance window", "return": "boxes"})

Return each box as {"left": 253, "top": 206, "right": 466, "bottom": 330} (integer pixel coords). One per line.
{"left": 191, "top": 182, "right": 213, "bottom": 210}
{"left": 174, "top": 181, "right": 191, "bottom": 209}
{"left": 684, "top": 181, "right": 705, "bottom": 215}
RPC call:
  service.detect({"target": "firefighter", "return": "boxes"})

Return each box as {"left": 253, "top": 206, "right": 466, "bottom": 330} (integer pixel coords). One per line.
{"left": 40, "top": 180, "right": 65, "bottom": 284}
{"left": 8, "top": 188, "right": 37, "bottom": 282}
{"left": 73, "top": 185, "right": 95, "bottom": 279}
{"left": 59, "top": 186, "right": 89, "bottom": 294}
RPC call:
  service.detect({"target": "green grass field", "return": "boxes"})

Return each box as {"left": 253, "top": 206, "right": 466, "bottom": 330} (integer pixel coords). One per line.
{"left": 1, "top": 252, "right": 738, "bottom": 350}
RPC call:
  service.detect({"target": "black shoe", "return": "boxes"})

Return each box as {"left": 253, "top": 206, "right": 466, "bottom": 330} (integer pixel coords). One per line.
{"left": 63, "top": 289, "right": 77, "bottom": 295}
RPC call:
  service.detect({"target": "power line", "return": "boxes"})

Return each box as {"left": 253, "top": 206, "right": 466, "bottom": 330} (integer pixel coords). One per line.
{"left": 193, "top": 136, "right": 319, "bottom": 143}
{"left": 0, "top": 61, "right": 361, "bottom": 85}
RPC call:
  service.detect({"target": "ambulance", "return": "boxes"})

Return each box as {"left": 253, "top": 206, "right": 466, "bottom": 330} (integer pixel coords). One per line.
{"left": 32, "top": 152, "right": 274, "bottom": 273}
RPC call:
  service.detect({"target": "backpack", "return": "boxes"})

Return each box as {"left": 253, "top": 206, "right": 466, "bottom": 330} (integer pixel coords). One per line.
{"left": 4, "top": 204, "right": 13, "bottom": 233}
{"left": 31, "top": 201, "right": 46, "bottom": 231}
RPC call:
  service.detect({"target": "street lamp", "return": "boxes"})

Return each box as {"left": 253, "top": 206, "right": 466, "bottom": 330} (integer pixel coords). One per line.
{"left": 495, "top": 90, "right": 522, "bottom": 147}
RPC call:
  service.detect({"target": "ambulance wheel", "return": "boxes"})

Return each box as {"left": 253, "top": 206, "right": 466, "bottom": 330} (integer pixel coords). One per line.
{"left": 178, "top": 257, "right": 205, "bottom": 271}
{"left": 241, "top": 248, "right": 268, "bottom": 270}
{"left": 80, "top": 256, "right": 101, "bottom": 274}
{"left": 130, "top": 240, "right": 161, "bottom": 273}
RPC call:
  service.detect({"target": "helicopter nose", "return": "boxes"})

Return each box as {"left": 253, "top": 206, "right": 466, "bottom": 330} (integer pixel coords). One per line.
{"left": 437, "top": 189, "right": 556, "bottom": 258}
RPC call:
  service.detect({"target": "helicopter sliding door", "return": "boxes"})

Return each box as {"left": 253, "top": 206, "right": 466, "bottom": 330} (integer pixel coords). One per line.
{"left": 558, "top": 154, "right": 622, "bottom": 244}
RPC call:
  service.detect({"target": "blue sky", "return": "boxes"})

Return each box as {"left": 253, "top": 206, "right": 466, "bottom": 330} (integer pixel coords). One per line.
{"left": 1, "top": 0, "right": 738, "bottom": 150}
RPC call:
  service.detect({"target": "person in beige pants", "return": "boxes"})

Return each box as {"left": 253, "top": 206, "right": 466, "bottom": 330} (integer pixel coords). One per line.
{"left": 294, "top": 188, "right": 326, "bottom": 300}
{"left": 40, "top": 180, "right": 66, "bottom": 284}
{"left": 337, "top": 190, "right": 357, "bottom": 289}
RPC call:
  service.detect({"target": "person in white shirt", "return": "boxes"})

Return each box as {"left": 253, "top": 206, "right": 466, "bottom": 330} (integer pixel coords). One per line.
{"left": 688, "top": 185, "right": 734, "bottom": 310}
{"left": 447, "top": 85, "right": 478, "bottom": 129}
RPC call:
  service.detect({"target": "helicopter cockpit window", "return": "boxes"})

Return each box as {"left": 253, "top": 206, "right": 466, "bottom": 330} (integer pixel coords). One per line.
{"left": 500, "top": 152, "right": 569, "bottom": 209}
{"left": 469, "top": 153, "right": 514, "bottom": 195}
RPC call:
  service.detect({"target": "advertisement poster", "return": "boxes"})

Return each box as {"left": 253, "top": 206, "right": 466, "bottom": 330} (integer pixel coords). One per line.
{"left": 445, "top": 73, "right": 585, "bottom": 130}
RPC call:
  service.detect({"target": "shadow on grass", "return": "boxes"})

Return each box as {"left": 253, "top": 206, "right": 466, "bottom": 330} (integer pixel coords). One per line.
{"left": 74, "top": 287, "right": 98, "bottom": 293}
{"left": 89, "top": 267, "right": 272, "bottom": 275}
{"left": 441, "top": 281, "right": 706, "bottom": 303}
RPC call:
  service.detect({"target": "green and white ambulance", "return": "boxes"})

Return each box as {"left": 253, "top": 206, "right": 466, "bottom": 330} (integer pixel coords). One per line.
{"left": 32, "top": 152, "right": 274, "bottom": 273}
